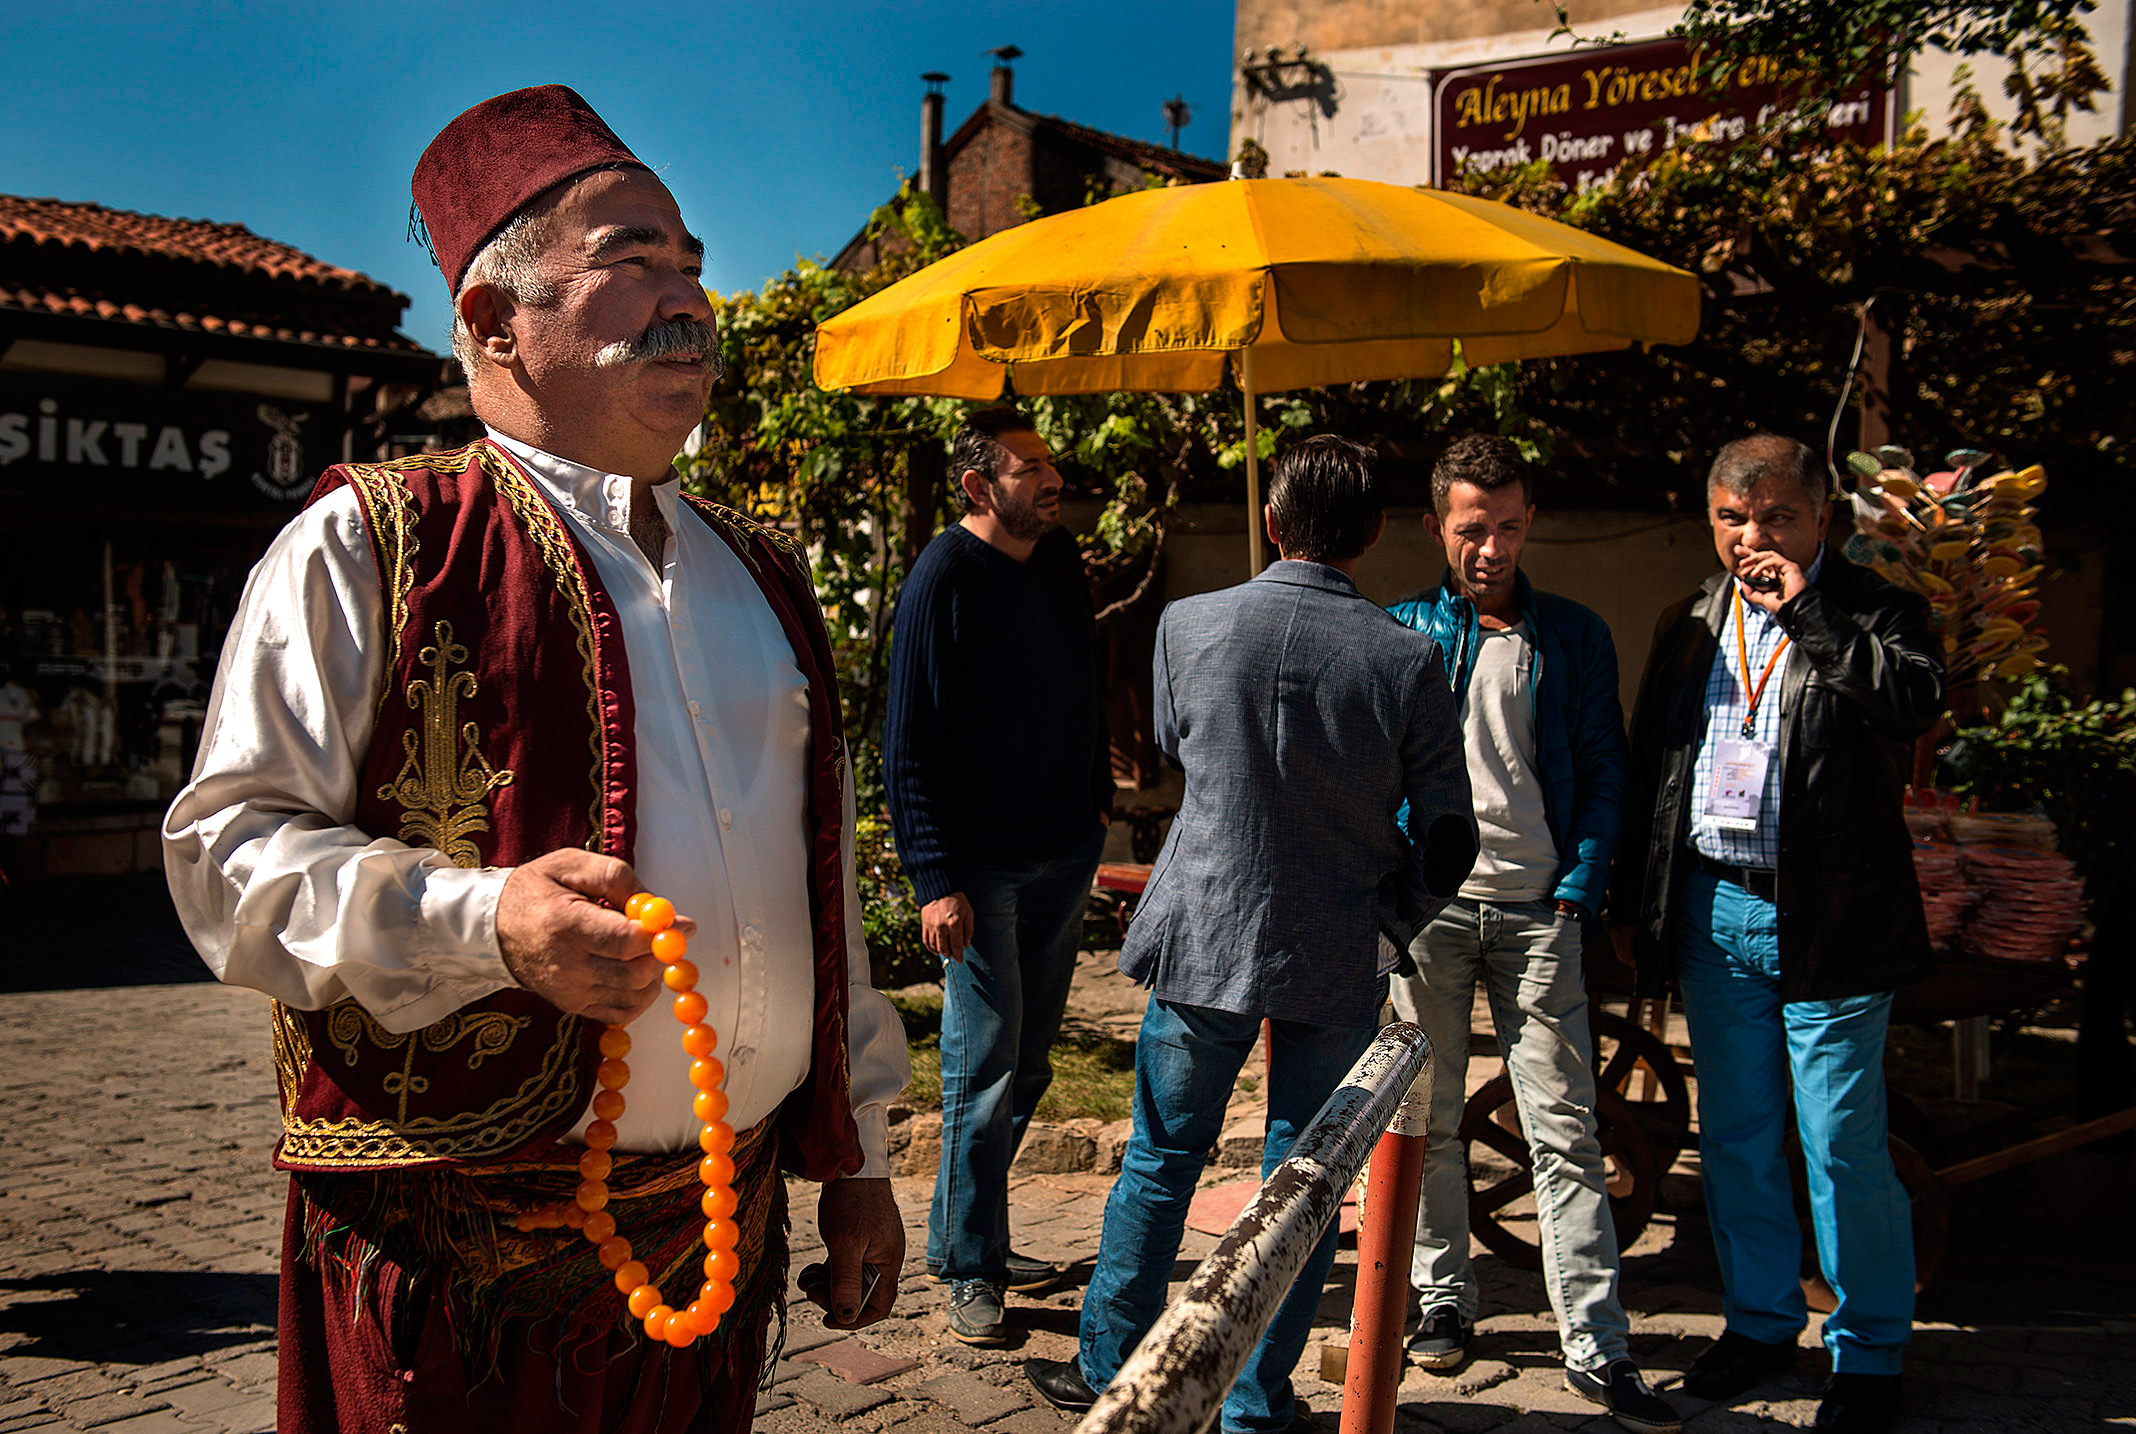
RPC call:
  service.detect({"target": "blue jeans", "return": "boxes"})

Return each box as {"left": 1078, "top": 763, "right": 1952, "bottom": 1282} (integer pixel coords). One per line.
{"left": 1674, "top": 869, "right": 1913, "bottom": 1374}
{"left": 1078, "top": 998, "right": 1378, "bottom": 1434}
{"left": 928, "top": 824, "right": 1106, "bottom": 1283}
{"left": 1387, "top": 898, "right": 1630, "bottom": 1370}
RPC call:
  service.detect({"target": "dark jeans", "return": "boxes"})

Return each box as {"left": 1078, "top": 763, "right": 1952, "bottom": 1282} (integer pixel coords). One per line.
{"left": 1077, "top": 997, "right": 1378, "bottom": 1434}
{"left": 926, "top": 824, "right": 1106, "bottom": 1282}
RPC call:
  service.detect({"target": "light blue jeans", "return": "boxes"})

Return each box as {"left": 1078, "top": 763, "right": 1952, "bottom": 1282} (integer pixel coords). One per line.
{"left": 1674, "top": 868, "right": 1913, "bottom": 1375}
{"left": 1078, "top": 998, "right": 1378, "bottom": 1434}
{"left": 927, "top": 825, "right": 1106, "bottom": 1283}
{"left": 1386, "top": 898, "right": 1631, "bottom": 1371}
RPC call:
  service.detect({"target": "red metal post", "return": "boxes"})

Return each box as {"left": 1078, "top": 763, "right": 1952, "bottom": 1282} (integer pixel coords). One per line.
{"left": 1339, "top": 1127, "right": 1426, "bottom": 1434}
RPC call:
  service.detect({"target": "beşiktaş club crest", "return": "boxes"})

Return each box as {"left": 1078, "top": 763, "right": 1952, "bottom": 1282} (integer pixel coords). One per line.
{"left": 251, "top": 404, "right": 312, "bottom": 500}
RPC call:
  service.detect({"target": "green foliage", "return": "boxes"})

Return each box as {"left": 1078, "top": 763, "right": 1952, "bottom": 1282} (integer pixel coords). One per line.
{"left": 1672, "top": 0, "right": 2108, "bottom": 141}
{"left": 689, "top": 187, "right": 1555, "bottom": 740}
{"left": 1941, "top": 672, "right": 2136, "bottom": 887}
{"left": 692, "top": 92, "right": 2136, "bottom": 930}
{"left": 853, "top": 798, "right": 932, "bottom": 988}
{"left": 884, "top": 991, "right": 1139, "bottom": 1121}
{"left": 1442, "top": 122, "right": 2136, "bottom": 519}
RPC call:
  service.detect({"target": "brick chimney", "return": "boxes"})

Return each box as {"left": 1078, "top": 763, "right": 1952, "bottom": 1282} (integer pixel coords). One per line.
{"left": 919, "top": 72, "right": 949, "bottom": 207}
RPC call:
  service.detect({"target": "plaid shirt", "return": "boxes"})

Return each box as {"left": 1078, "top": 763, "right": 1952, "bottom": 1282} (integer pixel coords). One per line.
{"left": 1690, "top": 549, "right": 1824, "bottom": 869}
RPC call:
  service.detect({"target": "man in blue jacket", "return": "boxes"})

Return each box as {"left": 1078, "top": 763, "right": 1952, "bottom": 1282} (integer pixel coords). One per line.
{"left": 1386, "top": 435, "right": 1678, "bottom": 1433}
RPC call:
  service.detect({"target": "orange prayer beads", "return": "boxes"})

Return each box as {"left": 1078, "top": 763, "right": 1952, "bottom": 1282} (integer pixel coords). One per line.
{"left": 514, "top": 890, "right": 738, "bottom": 1348}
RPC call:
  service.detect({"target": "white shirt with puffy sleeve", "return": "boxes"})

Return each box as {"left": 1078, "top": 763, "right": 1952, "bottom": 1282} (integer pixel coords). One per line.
{"left": 162, "top": 431, "right": 906, "bottom": 1175}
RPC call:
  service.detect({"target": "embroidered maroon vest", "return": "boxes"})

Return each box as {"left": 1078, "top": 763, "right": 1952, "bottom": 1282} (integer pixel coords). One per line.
{"left": 270, "top": 439, "right": 863, "bottom": 1181}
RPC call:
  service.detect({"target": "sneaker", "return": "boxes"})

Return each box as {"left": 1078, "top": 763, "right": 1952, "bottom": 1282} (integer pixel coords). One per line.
{"left": 1565, "top": 1359, "right": 1682, "bottom": 1434}
{"left": 945, "top": 1279, "right": 1009, "bottom": 1345}
{"left": 928, "top": 1250, "right": 1066, "bottom": 1295}
{"left": 1404, "top": 1305, "right": 1470, "bottom": 1371}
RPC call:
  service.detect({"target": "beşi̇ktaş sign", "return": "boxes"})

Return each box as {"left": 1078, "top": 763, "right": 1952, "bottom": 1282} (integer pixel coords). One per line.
{"left": 1433, "top": 37, "right": 1886, "bottom": 190}
{"left": 0, "top": 373, "right": 329, "bottom": 506}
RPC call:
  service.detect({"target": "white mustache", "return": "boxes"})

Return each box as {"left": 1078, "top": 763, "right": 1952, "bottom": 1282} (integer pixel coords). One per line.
{"left": 594, "top": 318, "right": 725, "bottom": 379}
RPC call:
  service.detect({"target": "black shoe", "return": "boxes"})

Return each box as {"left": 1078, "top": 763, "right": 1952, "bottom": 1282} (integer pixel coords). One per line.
{"left": 1404, "top": 1305, "right": 1470, "bottom": 1371}
{"left": 1681, "top": 1329, "right": 1798, "bottom": 1399}
{"left": 946, "top": 1279, "right": 1008, "bottom": 1346}
{"left": 1565, "top": 1360, "right": 1682, "bottom": 1434}
{"left": 1814, "top": 1372, "right": 1902, "bottom": 1432}
{"left": 1026, "top": 1357, "right": 1099, "bottom": 1412}
{"left": 927, "top": 1250, "right": 1067, "bottom": 1295}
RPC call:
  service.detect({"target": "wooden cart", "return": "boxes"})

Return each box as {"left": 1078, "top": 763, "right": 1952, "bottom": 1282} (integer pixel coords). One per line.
{"left": 1458, "top": 949, "right": 2136, "bottom": 1301}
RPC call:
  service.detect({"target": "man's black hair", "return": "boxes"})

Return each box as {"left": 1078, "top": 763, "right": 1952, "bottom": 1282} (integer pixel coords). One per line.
{"left": 949, "top": 406, "right": 1039, "bottom": 513}
{"left": 1431, "top": 433, "right": 1532, "bottom": 513}
{"left": 1708, "top": 433, "right": 1830, "bottom": 509}
{"left": 1267, "top": 435, "right": 1383, "bottom": 563}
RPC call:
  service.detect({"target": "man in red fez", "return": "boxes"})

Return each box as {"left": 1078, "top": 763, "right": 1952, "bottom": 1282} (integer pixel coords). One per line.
{"left": 165, "top": 85, "right": 909, "bottom": 1433}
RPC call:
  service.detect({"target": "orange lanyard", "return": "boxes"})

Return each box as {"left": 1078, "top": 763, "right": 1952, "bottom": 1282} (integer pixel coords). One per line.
{"left": 1733, "top": 587, "right": 1789, "bottom": 741}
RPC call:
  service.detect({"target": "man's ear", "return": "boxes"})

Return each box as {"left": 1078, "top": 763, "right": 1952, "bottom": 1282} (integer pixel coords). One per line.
{"left": 957, "top": 469, "right": 992, "bottom": 515}
{"left": 1421, "top": 510, "right": 1443, "bottom": 546}
{"left": 1263, "top": 503, "right": 1282, "bottom": 555}
{"left": 457, "top": 283, "right": 518, "bottom": 367}
{"left": 1364, "top": 511, "right": 1387, "bottom": 552}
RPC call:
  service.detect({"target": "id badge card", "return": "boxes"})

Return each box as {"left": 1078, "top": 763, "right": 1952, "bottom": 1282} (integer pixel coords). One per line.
{"left": 1703, "top": 738, "right": 1771, "bottom": 832}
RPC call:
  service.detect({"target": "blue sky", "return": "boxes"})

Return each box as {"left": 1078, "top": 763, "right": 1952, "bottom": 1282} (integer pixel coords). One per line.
{"left": 2, "top": 0, "right": 1236, "bottom": 355}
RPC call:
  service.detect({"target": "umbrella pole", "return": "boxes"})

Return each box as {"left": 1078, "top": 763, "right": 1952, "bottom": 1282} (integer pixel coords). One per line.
{"left": 1242, "top": 348, "right": 1264, "bottom": 576}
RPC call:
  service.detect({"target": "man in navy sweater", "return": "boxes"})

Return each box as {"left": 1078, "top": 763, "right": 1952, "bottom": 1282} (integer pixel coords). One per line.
{"left": 885, "top": 407, "right": 1113, "bottom": 1345}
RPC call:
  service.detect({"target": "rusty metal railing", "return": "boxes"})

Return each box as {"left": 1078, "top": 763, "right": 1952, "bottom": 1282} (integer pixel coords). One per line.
{"left": 1072, "top": 1022, "right": 1432, "bottom": 1434}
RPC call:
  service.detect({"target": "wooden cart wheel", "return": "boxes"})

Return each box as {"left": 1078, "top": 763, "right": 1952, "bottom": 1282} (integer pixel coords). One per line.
{"left": 1589, "top": 1010, "right": 1693, "bottom": 1169}
{"left": 1884, "top": 1090, "right": 1941, "bottom": 1161}
{"left": 1461, "top": 1075, "right": 1658, "bottom": 1271}
{"left": 1790, "top": 1133, "right": 1950, "bottom": 1305}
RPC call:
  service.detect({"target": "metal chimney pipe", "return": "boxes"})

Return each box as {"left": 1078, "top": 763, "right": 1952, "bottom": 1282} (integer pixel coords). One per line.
{"left": 985, "top": 44, "right": 1022, "bottom": 107}
{"left": 919, "top": 72, "right": 949, "bottom": 206}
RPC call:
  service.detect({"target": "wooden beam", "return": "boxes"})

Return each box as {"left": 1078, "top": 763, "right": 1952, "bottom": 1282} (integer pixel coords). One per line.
{"left": 1857, "top": 295, "right": 1907, "bottom": 455}
{"left": 1936, "top": 1105, "right": 2136, "bottom": 1185}
{"left": 903, "top": 442, "right": 943, "bottom": 570}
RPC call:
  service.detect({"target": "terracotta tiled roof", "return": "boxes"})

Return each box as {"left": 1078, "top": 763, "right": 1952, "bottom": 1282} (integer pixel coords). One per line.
{"left": 1026, "top": 114, "right": 1229, "bottom": 183}
{"left": 0, "top": 194, "right": 426, "bottom": 355}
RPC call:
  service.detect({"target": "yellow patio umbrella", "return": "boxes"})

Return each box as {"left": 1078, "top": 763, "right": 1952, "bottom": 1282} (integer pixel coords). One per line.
{"left": 814, "top": 176, "right": 1701, "bottom": 573}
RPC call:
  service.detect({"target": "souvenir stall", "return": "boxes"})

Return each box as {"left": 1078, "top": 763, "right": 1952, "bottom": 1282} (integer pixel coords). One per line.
{"left": 0, "top": 195, "right": 444, "bottom": 880}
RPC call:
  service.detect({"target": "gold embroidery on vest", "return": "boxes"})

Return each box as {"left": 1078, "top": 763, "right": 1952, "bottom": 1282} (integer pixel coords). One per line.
{"left": 324, "top": 1003, "right": 534, "bottom": 1122}
{"left": 486, "top": 446, "right": 609, "bottom": 849}
{"left": 688, "top": 497, "right": 809, "bottom": 575}
{"left": 378, "top": 620, "right": 514, "bottom": 868}
{"left": 341, "top": 456, "right": 470, "bottom": 715}
{"left": 271, "top": 444, "right": 598, "bottom": 1173}
{"left": 275, "top": 1002, "right": 586, "bottom": 1167}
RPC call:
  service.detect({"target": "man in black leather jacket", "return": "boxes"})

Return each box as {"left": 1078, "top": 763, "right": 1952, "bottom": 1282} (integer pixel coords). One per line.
{"left": 1619, "top": 435, "right": 1942, "bottom": 1434}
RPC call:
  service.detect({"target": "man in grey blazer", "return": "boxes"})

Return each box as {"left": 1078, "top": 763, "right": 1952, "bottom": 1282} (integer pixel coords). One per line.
{"left": 1026, "top": 436, "right": 1476, "bottom": 1434}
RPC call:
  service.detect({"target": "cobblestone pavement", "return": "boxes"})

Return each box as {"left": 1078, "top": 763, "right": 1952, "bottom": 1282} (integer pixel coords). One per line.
{"left": 2, "top": 876, "right": 2131, "bottom": 1432}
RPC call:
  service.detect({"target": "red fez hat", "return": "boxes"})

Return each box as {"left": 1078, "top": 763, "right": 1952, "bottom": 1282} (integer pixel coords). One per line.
{"left": 411, "top": 85, "right": 644, "bottom": 293}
